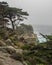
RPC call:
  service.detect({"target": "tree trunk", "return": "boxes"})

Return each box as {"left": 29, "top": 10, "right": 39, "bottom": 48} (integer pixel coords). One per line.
{"left": 10, "top": 19, "right": 15, "bottom": 30}
{"left": 12, "top": 21, "right": 15, "bottom": 30}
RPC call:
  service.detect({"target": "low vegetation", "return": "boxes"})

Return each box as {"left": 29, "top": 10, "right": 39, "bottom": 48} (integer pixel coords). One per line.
{"left": 0, "top": 1, "right": 52, "bottom": 65}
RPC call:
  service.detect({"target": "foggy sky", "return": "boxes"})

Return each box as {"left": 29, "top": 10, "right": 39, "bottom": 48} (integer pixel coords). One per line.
{"left": 0, "top": 0, "right": 52, "bottom": 26}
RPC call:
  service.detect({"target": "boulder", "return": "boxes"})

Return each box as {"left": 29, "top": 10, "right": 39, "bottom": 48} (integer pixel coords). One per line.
{"left": 16, "top": 49, "right": 23, "bottom": 54}
{"left": 0, "top": 40, "right": 6, "bottom": 46}
{"left": 5, "top": 46, "right": 16, "bottom": 54}
{"left": 5, "top": 39, "right": 14, "bottom": 46}
{"left": 0, "top": 60, "right": 4, "bottom": 65}
{"left": 0, "top": 51, "right": 23, "bottom": 65}
{"left": 22, "top": 61, "right": 27, "bottom": 65}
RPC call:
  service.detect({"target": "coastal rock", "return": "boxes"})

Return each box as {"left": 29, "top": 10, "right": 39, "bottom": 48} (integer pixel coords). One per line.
{"left": 0, "top": 40, "right": 6, "bottom": 46}
{"left": 0, "top": 60, "right": 4, "bottom": 65}
{"left": 0, "top": 51, "right": 23, "bottom": 65}
{"left": 22, "top": 61, "right": 28, "bottom": 65}
{"left": 5, "top": 39, "right": 14, "bottom": 46}
{"left": 5, "top": 46, "right": 23, "bottom": 55}
{"left": 16, "top": 49, "right": 23, "bottom": 54}
{"left": 19, "top": 33, "right": 38, "bottom": 45}
{"left": 5, "top": 46, "right": 16, "bottom": 54}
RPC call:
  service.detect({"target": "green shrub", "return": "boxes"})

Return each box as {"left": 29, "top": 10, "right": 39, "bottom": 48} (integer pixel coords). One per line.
{"left": 22, "top": 44, "right": 31, "bottom": 50}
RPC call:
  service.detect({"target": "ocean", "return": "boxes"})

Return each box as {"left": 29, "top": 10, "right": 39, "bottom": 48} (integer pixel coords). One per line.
{"left": 33, "top": 25, "right": 52, "bottom": 35}
{"left": 33, "top": 25, "right": 52, "bottom": 43}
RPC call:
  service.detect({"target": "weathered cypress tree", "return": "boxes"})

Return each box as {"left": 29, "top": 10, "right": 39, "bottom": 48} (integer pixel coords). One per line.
{"left": 0, "top": 1, "right": 29, "bottom": 30}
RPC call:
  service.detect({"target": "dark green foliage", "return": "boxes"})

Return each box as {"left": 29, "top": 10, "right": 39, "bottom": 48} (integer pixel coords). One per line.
{"left": 22, "top": 44, "right": 31, "bottom": 50}
{"left": 20, "top": 23, "right": 34, "bottom": 33}
{"left": 5, "top": 7, "right": 29, "bottom": 30}
{"left": 22, "top": 40, "right": 52, "bottom": 65}
{"left": 0, "top": 1, "right": 29, "bottom": 30}
{"left": 46, "top": 35, "right": 52, "bottom": 40}
{"left": 16, "top": 23, "right": 34, "bottom": 35}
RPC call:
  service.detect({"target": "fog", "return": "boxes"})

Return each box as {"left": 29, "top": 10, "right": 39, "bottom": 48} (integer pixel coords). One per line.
{"left": 0, "top": 0, "right": 52, "bottom": 26}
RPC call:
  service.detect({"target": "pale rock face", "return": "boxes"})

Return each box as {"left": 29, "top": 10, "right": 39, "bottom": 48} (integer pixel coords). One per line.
{"left": 16, "top": 49, "right": 23, "bottom": 54}
{"left": 0, "top": 51, "right": 23, "bottom": 65}
{"left": 0, "top": 40, "right": 6, "bottom": 46}
{"left": 19, "top": 33, "right": 38, "bottom": 45}
{"left": 5, "top": 39, "right": 14, "bottom": 46}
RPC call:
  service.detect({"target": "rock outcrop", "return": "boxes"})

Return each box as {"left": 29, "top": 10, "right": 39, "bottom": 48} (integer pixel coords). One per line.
{"left": 0, "top": 40, "right": 6, "bottom": 46}
{"left": 0, "top": 51, "right": 23, "bottom": 65}
{"left": 18, "top": 33, "right": 38, "bottom": 45}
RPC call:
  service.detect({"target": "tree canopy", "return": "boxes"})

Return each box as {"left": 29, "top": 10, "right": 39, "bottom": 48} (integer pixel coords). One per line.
{"left": 0, "top": 1, "right": 29, "bottom": 30}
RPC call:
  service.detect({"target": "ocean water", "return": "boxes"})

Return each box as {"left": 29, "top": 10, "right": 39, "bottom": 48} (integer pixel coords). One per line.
{"left": 33, "top": 25, "right": 52, "bottom": 35}
{"left": 33, "top": 25, "right": 52, "bottom": 43}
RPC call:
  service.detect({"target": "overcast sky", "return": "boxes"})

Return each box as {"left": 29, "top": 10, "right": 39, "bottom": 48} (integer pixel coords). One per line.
{"left": 0, "top": 0, "right": 52, "bottom": 26}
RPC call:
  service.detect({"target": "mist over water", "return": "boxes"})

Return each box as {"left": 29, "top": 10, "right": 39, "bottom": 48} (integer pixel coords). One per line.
{"left": 33, "top": 25, "right": 52, "bottom": 35}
